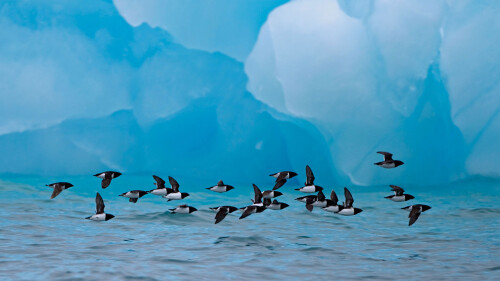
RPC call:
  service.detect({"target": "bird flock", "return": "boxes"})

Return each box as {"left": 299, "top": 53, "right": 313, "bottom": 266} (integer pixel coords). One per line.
{"left": 45, "top": 151, "right": 431, "bottom": 226}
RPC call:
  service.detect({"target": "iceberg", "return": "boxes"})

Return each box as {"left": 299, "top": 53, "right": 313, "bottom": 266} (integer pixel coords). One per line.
{"left": 0, "top": 0, "right": 340, "bottom": 185}
{"left": 246, "top": 0, "right": 470, "bottom": 184}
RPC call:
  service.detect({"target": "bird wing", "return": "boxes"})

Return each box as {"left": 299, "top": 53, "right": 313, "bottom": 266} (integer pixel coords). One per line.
{"left": 377, "top": 151, "right": 393, "bottom": 161}
{"left": 272, "top": 178, "right": 287, "bottom": 190}
{"left": 330, "top": 190, "right": 339, "bottom": 204}
{"left": 317, "top": 190, "right": 326, "bottom": 201}
{"left": 409, "top": 207, "right": 421, "bottom": 226}
{"left": 305, "top": 165, "right": 315, "bottom": 185}
{"left": 168, "top": 176, "right": 180, "bottom": 192}
{"left": 390, "top": 185, "right": 404, "bottom": 196}
{"left": 153, "top": 175, "right": 166, "bottom": 189}
{"left": 344, "top": 187, "right": 354, "bottom": 208}
{"left": 50, "top": 184, "right": 63, "bottom": 199}
{"left": 240, "top": 206, "right": 255, "bottom": 219}
{"left": 253, "top": 184, "right": 262, "bottom": 203}
{"left": 215, "top": 208, "right": 229, "bottom": 224}
{"left": 96, "top": 192, "right": 105, "bottom": 214}
{"left": 101, "top": 178, "right": 111, "bottom": 189}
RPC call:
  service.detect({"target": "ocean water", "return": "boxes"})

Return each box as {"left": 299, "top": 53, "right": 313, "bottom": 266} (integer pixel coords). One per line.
{"left": 1, "top": 175, "right": 499, "bottom": 280}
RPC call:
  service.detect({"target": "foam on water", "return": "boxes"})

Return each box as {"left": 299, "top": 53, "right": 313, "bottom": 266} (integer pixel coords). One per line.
{"left": 1, "top": 175, "right": 499, "bottom": 280}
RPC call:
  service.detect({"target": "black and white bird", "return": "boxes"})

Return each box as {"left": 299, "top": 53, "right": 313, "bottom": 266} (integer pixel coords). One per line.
{"left": 94, "top": 171, "right": 122, "bottom": 189}
{"left": 262, "top": 190, "right": 283, "bottom": 199}
{"left": 270, "top": 171, "right": 297, "bottom": 190}
{"left": 46, "top": 182, "right": 73, "bottom": 199}
{"left": 162, "top": 176, "right": 190, "bottom": 201}
{"left": 295, "top": 165, "right": 323, "bottom": 193}
{"left": 251, "top": 184, "right": 264, "bottom": 206}
{"left": 239, "top": 205, "right": 266, "bottom": 219}
{"left": 264, "top": 199, "right": 289, "bottom": 210}
{"left": 170, "top": 204, "right": 197, "bottom": 214}
{"left": 295, "top": 194, "right": 317, "bottom": 203}
{"left": 322, "top": 189, "right": 341, "bottom": 213}
{"left": 374, "top": 152, "right": 404, "bottom": 168}
{"left": 402, "top": 204, "right": 431, "bottom": 226}
{"left": 206, "top": 180, "right": 234, "bottom": 193}
{"left": 149, "top": 175, "right": 172, "bottom": 196}
{"left": 86, "top": 192, "right": 114, "bottom": 221}
{"left": 337, "top": 187, "right": 363, "bottom": 216}
{"left": 213, "top": 206, "right": 238, "bottom": 224}
{"left": 385, "top": 185, "right": 414, "bottom": 202}
{"left": 119, "top": 190, "right": 148, "bottom": 203}
{"left": 305, "top": 190, "right": 328, "bottom": 212}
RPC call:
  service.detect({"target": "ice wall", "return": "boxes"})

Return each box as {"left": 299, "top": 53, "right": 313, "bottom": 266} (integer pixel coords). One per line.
{"left": 246, "top": 0, "right": 474, "bottom": 184}
{"left": 113, "top": 0, "right": 289, "bottom": 61}
{"left": 0, "top": 0, "right": 340, "bottom": 185}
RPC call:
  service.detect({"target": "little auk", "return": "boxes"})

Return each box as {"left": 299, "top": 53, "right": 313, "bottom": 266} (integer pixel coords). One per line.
{"left": 305, "top": 190, "right": 327, "bottom": 212}
{"left": 402, "top": 204, "right": 431, "bottom": 226}
{"left": 262, "top": 190, "right": 283, "bottom": 199}
{"left": 214, "top": 206, "right": 238, "bottom": 224}
{"left": 119, "top": 190, "right": 148, "bottom": 203}
{"left": 374, "top": 152, "right": 404, "bottom": 168}
{"left": 264, "top": 198, "right": 289, "bottom": 210}
{"left": 337, "top": 187, "right": 363, "bottom": 216}
{"left": 170, "top": 204, "right": 197, "bottom": 214}
{"left": 322, "top": 189, "right": 341, "bottom": 213}
{"left": 239, "top": 205, "right": 266, "bottom": 219}
{"left": 270, "top": 171, "right": 297, "bottom": 190}
{"left": 149, "top": 175, "right": 172, "bottom": 196}
{"left": 295, "top": 165, "right": 323, "bottom": 193}
{"left": 162, "top": 176, "right": 190, "bottom": 201}
{"left": 385, "top": 185, "right": 414, "bottom": 202}
{"left": 251, "top": 184, "right": 264, "bottom": 206}
{"left": 206, "top": 180, "right": 234, "bottom": 193}
{"left": 94, "top": 171, "right": 122, "bottom": 189}
{"left": 46, "top": 182, "right": 73, "bottom": 199}
{"left": 295, "top": 194, "right": 317, "bottom": 203}
{"left": 86, "top": 192, "right": 114, "bottom": 221}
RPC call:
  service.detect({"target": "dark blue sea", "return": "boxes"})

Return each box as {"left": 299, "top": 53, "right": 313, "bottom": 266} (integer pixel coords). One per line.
{"left": 1, "top": 175, "right": 499, "bottom": 280}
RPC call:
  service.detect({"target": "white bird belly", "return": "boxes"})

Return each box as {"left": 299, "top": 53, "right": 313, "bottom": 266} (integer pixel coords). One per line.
{"left": 164, "top": 192, "right": 182, "bottom": 200}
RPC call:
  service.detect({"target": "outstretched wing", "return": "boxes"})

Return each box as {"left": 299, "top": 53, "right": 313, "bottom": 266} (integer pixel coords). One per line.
{"left": 168, "top": 176, "right": 180, "bottom": 192}
{"left": 377, "top": 151, "right": 393, "bottom": 161}
{"left": 240, "top": 206, "right": 256, "bottom": 219}
{"left": 409, "top": 207, "right": 421, "bottom": 226}
{"left": 96, "top": 192, "right": 105, "bottom": 214}
{"left": 330, "top": 190, "right": 339, "bottom": 204}
{"left": 215, "top": 208, "right": 229, "bottom": 224}
{"left": 305, "top": 165, "right": 315, "bottom": 186}
{"left": 273, "top": 178, "right": 287, "bottom": 190}
{"left": 390, "top": 185, "right": 404, "bottom": 196}
{"left": 253, "top": 184, "right": 262, "bottom": 203}
{"left": 153, "top": 175, "right": 166, "bottom": 189}
{"left": 344, "top": 187, "right": 354, "bottom": 208}
{"left": 101, "top": 178, "right": 111, "bottom": 189}
{"left": 317, "top": 190, "right": 326, "bottom": 201}
{"left": 50, "top": 184, "right": 63, "bottom": 199}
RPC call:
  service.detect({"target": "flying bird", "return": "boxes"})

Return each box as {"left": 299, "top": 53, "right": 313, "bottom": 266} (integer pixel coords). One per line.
{"left": 374, "top": 152, "right": 404, "bottom": 168}
{"left": 402, "top": 204, "right": 431, "bottom": 226}
{"left": 337, "top": 187, "right": 363, "bottom": 216}
{"left": 86, "top": 192, "right": 114, "bottom": 221}
{"left": 162, "top": 176, "right": 189, "bottom": 201}
{"left": 119, "top": 190, "right": 148, "bottom": 203}
{"left": 385, "top": 185, "right": 414, "bottom": 202}
{"left": 94, "top": 171, "right": 122, "bottom": 189}
{"left": 295, "top": 165, "right": 323, "bottom": 193}
{"left": 206, "top": 180, "right": 235, "bottom": 193}
{"left": 46, "top": 182, "right": 73, "bottom": 199}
